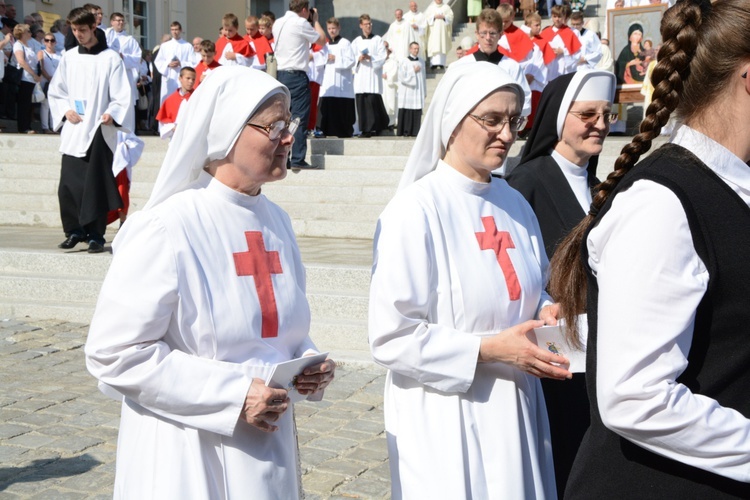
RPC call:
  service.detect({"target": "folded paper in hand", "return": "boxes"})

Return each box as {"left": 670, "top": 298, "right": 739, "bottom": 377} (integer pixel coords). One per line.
{"left": 265, "top": 352, "right": 329, "bottom": 403}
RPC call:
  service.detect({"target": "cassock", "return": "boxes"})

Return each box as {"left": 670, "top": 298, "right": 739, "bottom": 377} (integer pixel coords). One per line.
{"left": 153, "top": 38, "right": 196, "bottom": 104}
{"left": 195, "top": 59, "right": 221, "bottom": 87}
{"left": 424, "top": 1, "right": 453, "bottom": 67}
{"left": 87, "top": 172, "right": 315, "bottom": 499}
{"left": 306, "top": 44, "right": 328, "bottom": 130}
{"left": 156, "top": 88, "right": 192, "bottom": 139}
{"left": 370, "top": 162, "right": 556, "bottom": 500}
{"left": 48, "top": 39, "right": 134, "bottom": 241}
{"left": 319, "top": 35, "right": 356, "bottom": 138}
{"left": 216, "top": 34, "right": 255, "bottom": 67}
{"left": 540, "top": 26, "right": 581, "bottom": 81}
{"left": 396, "top": 55, "right": 426, "bottom": 137}
{"left": 457, "top": 48, "right": 533, "bottom": 117}
{"left": 351, "top": 34, "right": 389, "bottom": 135}
{"left": 384, "top": 19, "right": 419, "bottom": 60}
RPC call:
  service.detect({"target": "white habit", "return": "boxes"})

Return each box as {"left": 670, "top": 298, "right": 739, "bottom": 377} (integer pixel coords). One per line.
{"left": 370, "top": 162, "right": 556, "bottom": 499}
{"left": 154, "top": 37, "right": 196, "bottom": 104}
{"left": 86, "top": 172, "right": 315, "bottom": 499}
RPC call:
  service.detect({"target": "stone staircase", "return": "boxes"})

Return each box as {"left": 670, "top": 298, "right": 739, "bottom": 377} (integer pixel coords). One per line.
{"left": 0, "top": 125, "right": 656, "bottom": 361}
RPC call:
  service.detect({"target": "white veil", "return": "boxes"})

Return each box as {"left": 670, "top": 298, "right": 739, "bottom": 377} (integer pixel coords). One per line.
{"left": 398, "top": 61, "right": 523, "bottom": 190}
{"left": 144, "top": 66, "right": 290, "bottom": 209}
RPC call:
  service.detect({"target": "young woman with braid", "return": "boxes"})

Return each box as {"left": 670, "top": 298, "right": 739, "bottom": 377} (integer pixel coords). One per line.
{"left": 549, "top": 0, "right": 750, "bottom": 497}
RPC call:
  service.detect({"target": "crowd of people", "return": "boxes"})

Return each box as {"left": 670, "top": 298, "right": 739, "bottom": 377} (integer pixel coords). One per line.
{"left": 11, "top": 0, "right": 750, "bottom": 498}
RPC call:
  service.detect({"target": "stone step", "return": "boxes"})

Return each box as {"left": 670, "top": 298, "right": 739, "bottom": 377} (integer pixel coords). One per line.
{"left": 0, "top": 247, "right": 372, "bottom": 357}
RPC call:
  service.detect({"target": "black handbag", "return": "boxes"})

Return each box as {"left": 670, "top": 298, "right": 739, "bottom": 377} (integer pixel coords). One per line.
{"left": 4, "top": 53, "right": 22, "bottom": 86}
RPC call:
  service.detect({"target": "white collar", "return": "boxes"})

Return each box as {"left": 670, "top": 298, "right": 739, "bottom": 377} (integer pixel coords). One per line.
{"left": 672, "top": 125, "right": 750, "bottom": 199}
{"left": 552, "top": 149, "right": 589, "bottom": 178}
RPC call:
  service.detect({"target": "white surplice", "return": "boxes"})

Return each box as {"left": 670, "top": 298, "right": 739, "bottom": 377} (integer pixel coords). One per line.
{"left": 153, "top": 38, "right": 196, "bottom": 104}
{"left": 397, "top": 56, "right": 426, "bottom": 110}
{"left": 86, "top": 171, "right": 317, "bottom": 499}
{"left": 370, "top": 161, "right": 557, "bottom": 500}
{"left": 320, "top": 37, "right": 355, "bottom": 99}
{"left": 351, "top": 35, "right": 386, "bottom": 94}
{"left": 48, "top": 47, "right": 134, "bottom": 156}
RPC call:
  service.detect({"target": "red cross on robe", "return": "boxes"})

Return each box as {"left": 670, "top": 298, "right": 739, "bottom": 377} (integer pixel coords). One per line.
{"left": 475, "top": 216, "right": 521, "bottom": 301}
{"left": 233, "top": 231, "right": 283, "bottom": 338}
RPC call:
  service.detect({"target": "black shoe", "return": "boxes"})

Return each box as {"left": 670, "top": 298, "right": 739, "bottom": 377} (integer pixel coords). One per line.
{"left": 290, "top": 161, "right": 321, "bottom": 171}
{"left": 58, "top": 234, "right": 85, "bottom": 249}
{"left": 87, "top": 240, "right": 105, "bottom": 253}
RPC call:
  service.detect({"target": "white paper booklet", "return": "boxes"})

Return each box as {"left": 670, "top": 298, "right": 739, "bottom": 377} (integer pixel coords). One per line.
{"left": 265, "top": 352, "right": 330, "bottom": 403}
{"left": 530, "top": 315, "right": 588, "bottom": 373}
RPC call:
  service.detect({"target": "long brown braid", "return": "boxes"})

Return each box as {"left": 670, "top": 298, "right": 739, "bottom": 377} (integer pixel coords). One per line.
{"left": 547, "top": 0, "right": 724, "bottom": 346}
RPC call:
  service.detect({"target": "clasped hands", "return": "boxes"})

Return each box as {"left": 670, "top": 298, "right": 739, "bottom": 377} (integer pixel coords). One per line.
{"left": 240, "top": 359, "right": 335, "bottom": 433}
{"left": 478, "top": 304, "right": 572, "bottom": 380}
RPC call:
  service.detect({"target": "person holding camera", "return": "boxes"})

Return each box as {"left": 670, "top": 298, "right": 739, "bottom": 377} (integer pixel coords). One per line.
{"left": 272, "top": 0, "right": 326, "bottom": 170}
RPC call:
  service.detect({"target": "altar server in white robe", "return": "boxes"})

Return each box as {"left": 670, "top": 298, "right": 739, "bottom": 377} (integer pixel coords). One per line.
{"left": 154, "top": 21, "right": 196, "bottom": 104}
{"left": 351, "top": 14, "right": 390, "bottom": 137}
{"left": 396, "top": 41, "right": 426, "bottom": 137}
{"left": 48, "top": 8, "right": 134, "bottom": 253}
{"left": 85, "top": 66, "right": 335, "bottom": 500}
{"left": 319, "top": 17, "right": 356, "bottom": 138}
{"left": 370, "top": 61, "right": 571, "bottom": 500}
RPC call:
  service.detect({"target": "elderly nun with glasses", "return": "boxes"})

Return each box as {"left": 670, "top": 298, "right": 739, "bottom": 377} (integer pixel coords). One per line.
{"left": 84, "top": 66, "right": 335, "bottom": 499}
{"left": 505, "top": 69, "right": 616, "bottom": 497}
{"left": 369, "top": 61, "right": 571, "bottom": 500}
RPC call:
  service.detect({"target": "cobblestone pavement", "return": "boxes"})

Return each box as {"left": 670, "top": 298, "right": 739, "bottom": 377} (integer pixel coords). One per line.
{"left": 0, "top": 317, "right": 390, "bottom": 499}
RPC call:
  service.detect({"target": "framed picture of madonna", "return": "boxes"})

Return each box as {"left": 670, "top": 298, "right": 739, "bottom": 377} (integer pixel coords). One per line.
{"left": 607, "top": 4, "right": 668, "bottom": 86}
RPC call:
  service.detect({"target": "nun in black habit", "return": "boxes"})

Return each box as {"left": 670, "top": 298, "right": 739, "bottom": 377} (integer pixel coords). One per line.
{"left": 505, "top": 69, "right": 616, "bottom": 497}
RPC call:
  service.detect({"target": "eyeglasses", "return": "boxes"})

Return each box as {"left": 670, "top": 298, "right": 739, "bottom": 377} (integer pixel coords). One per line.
{"left": 476, "top": 31, "right": 500, "bottom": 38}
{"left": 44, "top": 38, "right": 56, "bottom": 43}
{"left": 469, "top": 113, "right": 528, "bottom": 133}
{"left": 246, "top": 117, "right": 300, "bottom": 141}
{"left": 568, "top": 111, "right": 618, "bottom": 124}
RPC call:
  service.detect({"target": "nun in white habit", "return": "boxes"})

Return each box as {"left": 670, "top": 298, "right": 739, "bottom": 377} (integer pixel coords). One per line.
{"left": 369, "top": 61, "right": 571, "bottom": 500}
{"left": 85, "top": 66, "right": 335, "bottom": 500}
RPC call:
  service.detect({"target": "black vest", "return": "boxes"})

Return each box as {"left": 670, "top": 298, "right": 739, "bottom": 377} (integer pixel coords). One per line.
{"left": 566, "top": 144, "right": 750, "bottom": 499}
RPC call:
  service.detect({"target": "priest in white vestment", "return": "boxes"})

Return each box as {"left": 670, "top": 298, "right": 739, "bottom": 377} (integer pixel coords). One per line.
{"left": 383, "top": 9, "right": 419, "bottom": 61}
{"left": 424, "top": 0, "right": 453, "bottom": 69}
{"left": 153, "top": 21, "right": 196, "bottom": 104}
{"left": 370, "top": 61, "right": 571, "bottom": 500}
{"left": 85, "top": 66, "right": 335, "bottom": 500}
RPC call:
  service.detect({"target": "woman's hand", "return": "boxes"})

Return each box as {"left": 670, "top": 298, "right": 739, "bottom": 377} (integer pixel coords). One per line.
{"left": 295, "top": 359, "right": 335, "bottom": 395}
{"left": 539, "top": 303, "right": 560, "bottom": 326}
{"left": 479, "top": 320, "right": 572, "bottom": 380}
{"left": 240, "top": 378, "right": 290, "bottom": 433}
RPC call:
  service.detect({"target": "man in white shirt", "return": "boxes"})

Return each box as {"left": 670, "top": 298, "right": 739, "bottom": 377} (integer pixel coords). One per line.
{"left": 153, "top": 21, "right": 195, "bottom": 104}
{"left": 48, "top": 7, "right": 133, "bottom": 253}
{"left": 272, "top": 0, "right": 326, "bottom": 170}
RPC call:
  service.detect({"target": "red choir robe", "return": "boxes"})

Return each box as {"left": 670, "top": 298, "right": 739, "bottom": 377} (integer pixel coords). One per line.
{"left": 540, "top": 25, "right": 582, "bottom": 56}
{"left": 195, "top": 59, "right": 221, "bottom": 87}
{"left": 532, "top": 35, "right": 557, "bottom": 66}
{"left": 246, "top": 33, "right": 273, "bottom": 65}
{"left": 503, "top": 24, "right": 535, "bottom": 63}
{"left": 215, "top": 33, "right": 255, "bottom": 63}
